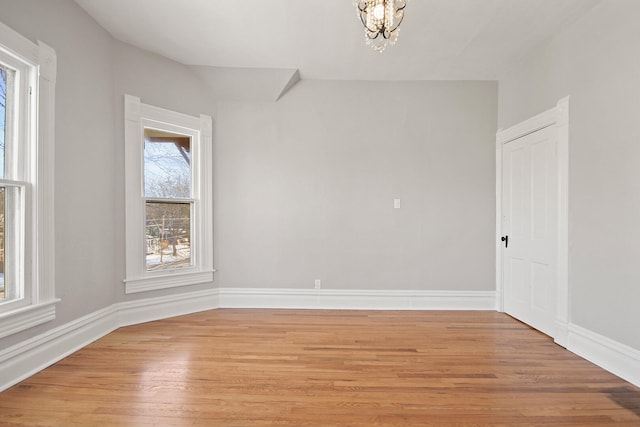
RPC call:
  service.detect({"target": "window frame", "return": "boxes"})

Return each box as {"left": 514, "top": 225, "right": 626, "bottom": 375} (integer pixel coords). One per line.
{"left": 0, "top": 21, "right": 57, "bottom": 339}
{"left": 123, "top": 95, "right": 213, "bottom": 293}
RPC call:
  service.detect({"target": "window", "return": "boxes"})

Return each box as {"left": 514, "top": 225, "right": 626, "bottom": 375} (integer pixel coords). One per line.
{"left": 144, "top": 128, "right": 193, "bottom": 271}
{"left": 124, "top": 95, "right": 213, "bottom": 293}
{"left": 0, "top": 22, "right": 57, "bottom": 338}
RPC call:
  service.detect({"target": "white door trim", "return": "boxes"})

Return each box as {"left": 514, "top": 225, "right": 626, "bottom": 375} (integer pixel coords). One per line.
{"left": 496, "top": 96, "right": 570, "bottom": 347}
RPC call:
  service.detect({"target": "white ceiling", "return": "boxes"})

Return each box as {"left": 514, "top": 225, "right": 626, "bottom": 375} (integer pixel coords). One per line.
{"left": 74, "top": 0, "right": 601, "bottom": 81}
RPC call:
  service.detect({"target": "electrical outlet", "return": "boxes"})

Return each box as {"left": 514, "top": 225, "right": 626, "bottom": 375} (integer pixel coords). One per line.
{"left": 314, "top": 279, "right": 321, "bottom": 289}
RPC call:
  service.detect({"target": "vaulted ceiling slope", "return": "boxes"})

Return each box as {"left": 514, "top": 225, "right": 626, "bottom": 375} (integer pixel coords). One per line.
{"left": 74, "top": 0, "right": 601, "bottom": 81}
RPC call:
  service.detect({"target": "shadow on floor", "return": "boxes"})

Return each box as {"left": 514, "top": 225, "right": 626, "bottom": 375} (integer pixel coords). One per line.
{"left": 603, "top": 386, "right": 640, "bottom": 417}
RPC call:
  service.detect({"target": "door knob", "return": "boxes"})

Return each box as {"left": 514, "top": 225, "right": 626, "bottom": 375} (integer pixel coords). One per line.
{"left": 501, "top": 235, "right": 509, "bottom": 248}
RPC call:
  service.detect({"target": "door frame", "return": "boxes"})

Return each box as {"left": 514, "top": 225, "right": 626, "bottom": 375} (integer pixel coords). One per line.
{"left": 496, "top": 96, "right": 570, "bottom": 347}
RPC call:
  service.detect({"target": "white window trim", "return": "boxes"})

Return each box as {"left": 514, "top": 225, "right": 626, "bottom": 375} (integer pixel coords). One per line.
{"left": 123, "top": 95, "right": 213, "bottom": 294}
{"left": 0, "top": 22, "right": 58, "bottom": 339}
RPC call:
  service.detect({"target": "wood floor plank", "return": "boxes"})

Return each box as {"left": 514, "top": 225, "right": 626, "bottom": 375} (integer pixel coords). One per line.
{"left": 0, "top": 309, "right": 639, "bottom": 426}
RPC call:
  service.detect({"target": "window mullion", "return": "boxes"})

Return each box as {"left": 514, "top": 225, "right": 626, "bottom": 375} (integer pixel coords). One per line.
{"left": 0, "top": 179, "right": 28, "bottom": 187}
{"left": 143, "top": 197, "right": 195, "bottom": 204}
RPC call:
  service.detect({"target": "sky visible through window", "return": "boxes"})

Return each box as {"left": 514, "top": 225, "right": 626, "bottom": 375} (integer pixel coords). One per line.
{"left": 0, "top": 67, "right": 6, "bottom": 178}
{"left": 143, "top": 130, "right": 191, "bottom": 199}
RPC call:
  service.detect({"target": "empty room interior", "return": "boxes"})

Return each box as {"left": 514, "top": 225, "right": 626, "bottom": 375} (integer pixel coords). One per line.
{"left": 0, "top": 0, "right": 639, "bottom": 425}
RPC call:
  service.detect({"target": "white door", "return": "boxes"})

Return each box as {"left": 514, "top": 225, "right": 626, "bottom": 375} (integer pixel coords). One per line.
{"left": 502, "top": 125, "right": 558, "bottom": 337}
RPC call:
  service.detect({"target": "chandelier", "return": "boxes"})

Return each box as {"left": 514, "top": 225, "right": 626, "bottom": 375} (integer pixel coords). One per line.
{"left": 354, "top": 0, "right": 407, "bottom": 52}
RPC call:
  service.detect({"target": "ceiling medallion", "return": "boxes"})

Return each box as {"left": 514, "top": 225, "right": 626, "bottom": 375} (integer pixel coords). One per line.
{"left": 354, "top": 0, "right": 407, "bottom": 52}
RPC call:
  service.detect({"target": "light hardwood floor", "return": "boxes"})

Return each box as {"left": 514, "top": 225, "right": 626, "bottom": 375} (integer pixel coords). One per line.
{"left": 1, "top": 309, "right": 639, "bottom": 426}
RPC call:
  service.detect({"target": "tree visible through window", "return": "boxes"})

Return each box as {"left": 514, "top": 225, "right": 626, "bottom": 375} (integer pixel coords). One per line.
{"left": 0, "top": 66, "right": 8, "bottom": 300}
{"left": 1, "top": 66, "right": 6, "bottom": 173}
{"left": 0, "top": 63, "right": 21, "bottom": 305}
{"left": 144, "top": 129, "right": 193, "bottom": 271}
{"left": 124, "top": 94, "right": 212, "bottom": 294}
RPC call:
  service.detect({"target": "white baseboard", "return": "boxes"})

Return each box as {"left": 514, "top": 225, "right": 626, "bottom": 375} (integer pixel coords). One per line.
{"left": 0, "top": 305, "right": 118, "bottom": 393}
{"left": 567, "top": 323, "right": 640, "bottom": 388}
{"left": 0, "top": 288, "right": 220, "bottom": 392}
{"left": 3, "top": 287, "right": 638, "bottom": 394}
{"left": 217, "top": 288, "right": 496, "bottom": 310}
{"left": 553, "top": 318, "right": 570, "bottom": 348}
{"left": 0, "top": 287, "right": 494, "bottom": 391}
{"left": 118, "top": 288, "right": 220, "bottom": 327}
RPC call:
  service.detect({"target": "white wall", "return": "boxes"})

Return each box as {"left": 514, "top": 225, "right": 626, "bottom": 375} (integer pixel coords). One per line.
{"left": 110, "top": 39, "right": 218, "bottom": 302}
{"left": 499, "top": 0, "right": 640, "bottom": 350}
{"left": 0, "top": 0, "right": 117, "bottom": 349}
{"left": 0, "top": 0, "right": 498, "bottom": 355}
{"left": 215, "top": 80, "right": 497, "bottom": 291}
{"left": 0, "top": 0, "right": 220, "bottom": 352}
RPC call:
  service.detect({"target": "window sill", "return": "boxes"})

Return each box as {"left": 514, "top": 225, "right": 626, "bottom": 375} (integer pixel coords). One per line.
{"left": 0, "top": 299, "right": 59, "bottom": 339}
{"left": 124, "top": 270, "right": 215, "bottom": 294}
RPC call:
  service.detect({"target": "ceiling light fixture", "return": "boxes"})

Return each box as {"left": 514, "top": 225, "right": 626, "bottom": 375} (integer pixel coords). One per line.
{"left": 354, "top": 0, "right": 407, "bottom": 52}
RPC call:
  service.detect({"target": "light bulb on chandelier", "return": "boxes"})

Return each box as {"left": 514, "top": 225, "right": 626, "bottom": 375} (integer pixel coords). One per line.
{"left": 354, "top": 0, "right": 407, "bottom": 53}
{"left": 373, "top": 4, "right": 385, "bottom": 20}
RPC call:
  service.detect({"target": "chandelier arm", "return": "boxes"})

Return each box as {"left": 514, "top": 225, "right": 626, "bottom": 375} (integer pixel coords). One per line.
{"left": 358, "top": 13, "right": 368, "bottom": 28}
{"left": 366, "top": 30, "right": 381, "bottom": 40}
{"left": 356, "top": 2, "right": 369, "bottom": 24}
{"left": 357, "top": 10, "right": 382, "bottom": 34}
{"left": 389, "top": 11, "right": 405, "bottom": 33}
{"left": 364, "top": 22, "right": 384, "bottom": 34}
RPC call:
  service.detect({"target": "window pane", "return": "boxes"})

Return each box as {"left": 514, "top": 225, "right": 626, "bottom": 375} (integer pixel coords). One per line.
{"left": 0, "top": 185, "right": 20, "bottom": 303}
{"left": 0, "top": 187, "right": 4, "bottom": 300}
{"left": 0, "top": 65, "right": 10, "bottom": 179}
{"left": 144, "top": 128, "right": 191, "bottom": 198}
{"left": 145, "top": 201, "right": 191, "bottom": 271}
